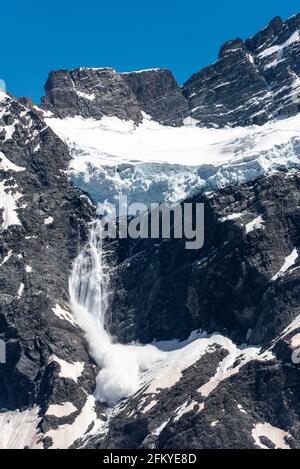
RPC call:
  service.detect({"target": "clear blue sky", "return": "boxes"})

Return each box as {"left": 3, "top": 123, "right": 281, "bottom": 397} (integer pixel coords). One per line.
{"left": 1, "top": 0, "right": 299, "bottom": 103}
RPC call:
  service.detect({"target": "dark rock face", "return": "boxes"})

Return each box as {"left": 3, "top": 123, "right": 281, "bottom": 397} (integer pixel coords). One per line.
{"left": 82, "top": 170, "right": 300, "bottom": 450}
{"left": 87, "top": 346, "right": 300, "bottom": 449}
{"left": 0, "top": 92, "right": 99, "bottom": 445}
{"left": 42, "top": 67, "right": 190, "bottom": 126}
{"left": 183, "top": 14, "right": 300, "bottom": 127}
{"left": 41, "top": 68, "right": 143, "bottom": 123}
{"left": 121, "top": 69, "right": 190, "bottom": 125}
{"left": 107, "top": 171, "right": 300, "bottom": 346}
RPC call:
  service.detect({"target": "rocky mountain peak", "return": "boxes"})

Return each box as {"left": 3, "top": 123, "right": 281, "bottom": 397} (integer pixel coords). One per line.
{"left": 183, "top": 13, "right": 300, "bottom": 127}
{"left": 218, "top": 38, "right": 247, "bottom": 59}
{"left": 121, "top": 68, "right": 190, "bottom": 126}
{"left": 41, "top": 67, "right": 143, "bottom": 122}
{"left": 40, "top": 13, "right": 300, "bottom": 130}
{"left": 41, "top": 66, "right": 190, "bottom": 126}
{"left": 245, "top": 14, "right": 300, "bottom": 52}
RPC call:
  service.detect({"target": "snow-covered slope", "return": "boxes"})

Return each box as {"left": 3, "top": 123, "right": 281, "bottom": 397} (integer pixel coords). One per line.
{"left": 46, "top": 113, "right": 300, "bottom": 206}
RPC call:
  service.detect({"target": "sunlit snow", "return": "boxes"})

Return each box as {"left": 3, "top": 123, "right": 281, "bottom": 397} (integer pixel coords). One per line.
{"left": 46, "top": 113, "right": 300, "bottom": 206}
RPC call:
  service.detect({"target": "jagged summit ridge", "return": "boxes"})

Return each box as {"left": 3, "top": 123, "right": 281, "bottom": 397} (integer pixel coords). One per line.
{"left": 41, "top": 14, "right": 300, "bottom": 129}
{"left": 183, "top": 13, "right": 300, "bottom": 127}
{"left": 41, "top": 67, "right": 143, "bottom": 122}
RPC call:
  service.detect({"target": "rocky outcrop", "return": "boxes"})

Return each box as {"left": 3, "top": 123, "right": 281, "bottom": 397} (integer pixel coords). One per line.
{"left": 42, "top": 67, "right": 189, "bottom": 126}
{"left": 183, "top": 14, "right": 300, "bottom": 127}
{"left": 0, "top": 91, "right": 102, "bottom": 447}
{"left": 41, "top": 67, "right": 143, "bottom": 123}
{"left": 121, "top": 69, "right": 189, "bottom": 125}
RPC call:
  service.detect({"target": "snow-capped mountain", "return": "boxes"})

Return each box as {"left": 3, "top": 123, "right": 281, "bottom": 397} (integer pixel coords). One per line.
{"left": 42, "top": 14, "right": 300, "bottom": 129}
{"left": 183, "top": 14, "right": 300, "bottom": 127}
{"left": 0, "top": 14, "right": 300, "bottom": 450}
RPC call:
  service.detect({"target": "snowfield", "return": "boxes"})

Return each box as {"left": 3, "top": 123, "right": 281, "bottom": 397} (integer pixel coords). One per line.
{"left": 46, "top": 113, "right": 300, "bottom": 206}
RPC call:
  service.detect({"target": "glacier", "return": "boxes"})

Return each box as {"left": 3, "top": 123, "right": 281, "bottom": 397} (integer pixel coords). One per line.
{"left": 46, "top": 113, "right": 300, "bottom": 207}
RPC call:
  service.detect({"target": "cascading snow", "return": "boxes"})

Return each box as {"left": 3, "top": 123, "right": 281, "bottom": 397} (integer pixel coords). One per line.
{"left": 69, "top": 220, "right": 164, "bottom": 406}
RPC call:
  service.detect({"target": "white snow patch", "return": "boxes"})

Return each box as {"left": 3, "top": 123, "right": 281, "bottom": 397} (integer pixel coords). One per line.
{"left": 237, "top": 404, "right": 247, "bottom": 414}
{"left": 272, "top": 248, "right": 299, "bottom": 281}
{"left": 252, "top": 423, "right": 291, "bottom": 449}
{"left": 0, "top": 151, "right": 25, "bottom": 172}
{"left": 76, "top": 90, "right": 95, "bottom": 101}
{"left": 198, "top": 343, "right": 261, "bottom": 398}
{"left": 152, "top": 419, "right": 169, "bottom": 437}
{"left": 145, "top": 332, "right": 223, "bottom": 394}
{"left": 211, "top": 420, "right": 220, "bottom": 427}
{"left": 141, "top": 331, "right": 260, "bottom": 399}
{"left": 45, "top": 395, "right": 105, "bottom": 449}
{"left": 258, "top": 31, "right": 300, "bottom": 59}
{"left": 17, "top": 283, "right": 24, "bottom": 298}
{"left": 221, "top": 212, "right": 244, "bottom": 222}
{"left": 39, "top": 108, "right": 54, "bottom": 118}
{"left": 142, "top": 399, "right": 158, "bottom": 414}
{"left": 291, "top": 333, "right": 300, "bottom": 349}
{"left": 44, "top": 216, "right": 53, "bottom": 225}
{"left": 25, "top": 265, "right": 32, "bottom": 273}
{"left": 270, "top": 313, "right": 300, "bottom": 351}
{"left": 0, "top": 407, "right": 43, "bottom": 449}
{"left": 0, "top": 180, "right": 22, "bottom": 230}
{"left": 52, "top": 304, "right": 77, "bottom": 326}
{"left": 245, "top": 215, "right": 264, "bottom": 234}
{"left": 46, "top": 402, "right": 77, "bottom": 418}
{"left": 49, "top": 355, "right": 84, "bottom": 382}
{"left": 0, "top": 250, "right": 12, "bottom": 267}
{"left": 174, "top": 401, "right": 203, "bottom": 422}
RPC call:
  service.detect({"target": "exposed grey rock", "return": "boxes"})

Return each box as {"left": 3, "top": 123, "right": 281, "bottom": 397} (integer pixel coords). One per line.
{"left": 121, "top": 69, "right": 189, "bottom": 126}
{"left": 106, "top": 171, "right": 300, "bottom": 346}
{"left": 0, "top": 92, "right": 101, "bottom": 446}
{"left": 42, "top": 67, "right": 190, "bottom": 126}
{"left": 183, "top": 14, "right": 300, "bottom": 127}
{"left": 41, "top": 67, "right": 143, "bottom": 123}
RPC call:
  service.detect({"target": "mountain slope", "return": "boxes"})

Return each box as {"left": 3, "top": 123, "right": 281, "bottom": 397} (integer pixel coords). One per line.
{"left": 183, "top": 14, "right": 300, "bottom": 127}
{"left": 0, "top": 89, "right": 102, "bottom": 448}
{"left": 1, "top": 13, "right": 300, "bottom": 450}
